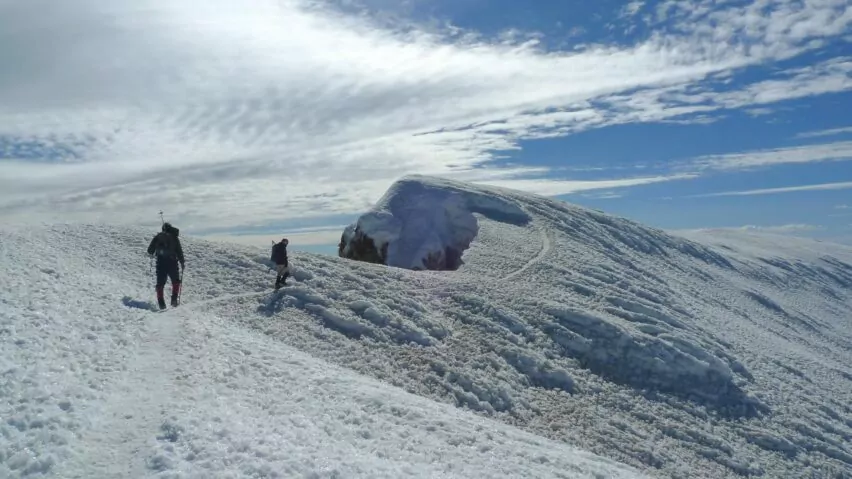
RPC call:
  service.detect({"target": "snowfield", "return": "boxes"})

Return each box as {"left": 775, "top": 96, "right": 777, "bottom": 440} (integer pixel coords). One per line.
{"left": 0, "top": 224, "right": 644, "bottom": 478}
{"left": 2, "top": 175, "right": 851, "bottom": 478}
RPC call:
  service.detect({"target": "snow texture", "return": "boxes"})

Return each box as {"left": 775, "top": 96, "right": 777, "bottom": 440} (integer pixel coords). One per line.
{"left": 2, "top": 175, "right": 852, "bottom": 478}
{"left": 0, "top": 223, "right": 642, "bottom": 478}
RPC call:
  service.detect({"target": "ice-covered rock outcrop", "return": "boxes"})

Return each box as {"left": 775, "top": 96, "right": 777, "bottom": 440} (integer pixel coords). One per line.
{"left": 338, "top": 175, "right": 530, "bottom": 270}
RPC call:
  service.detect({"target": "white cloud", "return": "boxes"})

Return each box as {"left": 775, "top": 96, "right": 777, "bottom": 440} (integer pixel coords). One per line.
{"left": 831, "top": 205, "right": 852, "bottom": 217}
{"left": 620, "top": 1, "right": 645, "bottom": 19}
{"left": 737, "top": 224, "right": 822, "bottom": 233}
{"left": 565, "top": 140, "right": 852, "bottom": 179}
{"left": 685, "top": 141, "right": 852, "bottom": 171}
{"left": 579, "top": 190, "right": 625, "bottom": 200}
{"left": 0, "top": 0, "right": 850, "bottom": 229}
{"left": 691, "top": 181, "right": 852, "bottom": 197}
{"left": 795, "top": 126, "right": 852, "bottom": 139}
{"left": 745, "top": 108, "right": 775, "bottom": 117}
{"left": 474, "top": 173, "right": 697, "bottom": 197}
{"left": 711, "top": 58, "right": 852, "bottom": 108}
{"left": 587, "top": 58, "right": 852, "bottom": 129}
{"left": 679, "top": 223, "right": 826, "bottom": 238}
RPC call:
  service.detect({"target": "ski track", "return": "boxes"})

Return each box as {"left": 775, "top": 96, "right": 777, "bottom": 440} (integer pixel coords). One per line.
{"left": 502, "top": 226, "right": 551, "bottom": 282}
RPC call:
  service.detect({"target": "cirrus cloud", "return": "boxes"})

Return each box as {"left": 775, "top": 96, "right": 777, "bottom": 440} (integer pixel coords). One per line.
{"left": 0, "top": 0, "right": 850, "bottom": 231}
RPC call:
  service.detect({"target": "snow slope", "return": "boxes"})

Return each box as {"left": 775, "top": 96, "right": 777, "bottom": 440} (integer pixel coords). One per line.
{"left": 2, "top": 175, "right": 851, "bottom": 478}
{"left": 0, "top": 224, "right": 645, "bottom": 478}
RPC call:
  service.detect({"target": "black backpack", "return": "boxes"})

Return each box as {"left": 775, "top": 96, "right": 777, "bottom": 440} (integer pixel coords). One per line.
{"left": 271, "top": 241, "right": 288, "bottom": 264}
{"left": 155, "top": 224, "right": 180, "bottom": 259}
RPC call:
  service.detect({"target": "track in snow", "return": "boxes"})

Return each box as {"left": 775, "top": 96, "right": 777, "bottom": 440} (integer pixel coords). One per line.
{"left": 67, "top": 288, "right": 277, "bottom": 476}
{"left": 68, "top": 306, "right": 187, "bottom": 477}
{"left": 501, "top": 226, "right": 551, "bottom": 281}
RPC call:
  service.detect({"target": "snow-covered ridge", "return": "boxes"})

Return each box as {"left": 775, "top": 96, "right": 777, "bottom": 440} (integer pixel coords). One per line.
{"left": 336, "top": 175, "right": 851, "bottom": 477}
{"left": 2, "top": 176, "right": 851, "bottom": 478}
{"left": 339, "top": 175, "right": 531, "bottom": 270}
{"left": 338, "top": 176, "right": 774, "bottom": 413}
{"left": 0, "top": 223, "right": 645, "bottom": 478}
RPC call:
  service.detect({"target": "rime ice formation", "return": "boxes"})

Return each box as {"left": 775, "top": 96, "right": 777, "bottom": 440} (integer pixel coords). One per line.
{"left": 339, "top": 175, "right": 530, "bottom": 270}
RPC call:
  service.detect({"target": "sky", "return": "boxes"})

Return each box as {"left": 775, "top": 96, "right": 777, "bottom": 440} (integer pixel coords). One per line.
{"left": 1, "top": 0, "right": 851, "bottom": 254}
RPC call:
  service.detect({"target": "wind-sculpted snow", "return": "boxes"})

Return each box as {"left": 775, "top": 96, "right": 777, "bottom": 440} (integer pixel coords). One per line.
{"left": 339, "top": 175, "right": 531, "bottom": 270}
{"left": 2, "top": 177, "right": 852, "bottom": 478}
{"left": 289, "top": 177, "right": 851, "bottom": 477}
{"left": 0, "top": 224, "right": 644, "bottom": 478}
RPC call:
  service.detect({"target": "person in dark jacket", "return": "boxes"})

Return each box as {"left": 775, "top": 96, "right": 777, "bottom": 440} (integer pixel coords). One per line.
{"left": 271, "top": 238, "right": 289, "bottom": 289}
{"left": 147, "top": 222, "right": 185, "bottom": 309}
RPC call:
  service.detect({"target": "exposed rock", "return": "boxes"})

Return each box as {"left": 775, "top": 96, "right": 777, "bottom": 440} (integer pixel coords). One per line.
{"left": 338, "top": 226, "right": 388, "bottom": 266}
{"left": 339, "top": 225, "right": 466, "bottom": 271}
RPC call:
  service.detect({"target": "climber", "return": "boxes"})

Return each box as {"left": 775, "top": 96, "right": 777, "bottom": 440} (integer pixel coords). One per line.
{"left": 271, "top": 237, "right": 290, "bottom": 289}
{"left": 147, "top": 222, "right": 185, "bottom": 309}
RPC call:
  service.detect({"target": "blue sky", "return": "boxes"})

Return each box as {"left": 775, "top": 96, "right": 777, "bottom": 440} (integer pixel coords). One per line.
{"left": 0, "top": 0, "right": 850, "bottom": 253}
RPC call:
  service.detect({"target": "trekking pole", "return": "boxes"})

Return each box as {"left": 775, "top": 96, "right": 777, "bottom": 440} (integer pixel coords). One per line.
{"left": 178, "top": 266, "right": 184, "bottom": 305}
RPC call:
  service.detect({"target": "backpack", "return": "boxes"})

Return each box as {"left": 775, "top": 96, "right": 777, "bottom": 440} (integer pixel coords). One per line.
{"left": 154, "top": 232, "right": 178, "bottom": 260}
{"left": 271, "top": 240, "right": 288, "bottom": 265}
{"left": 154, "top": 223, "right": 180, "bottom": 260}
{"left": 163, "top": 223, "right": 179, "bottom": 237}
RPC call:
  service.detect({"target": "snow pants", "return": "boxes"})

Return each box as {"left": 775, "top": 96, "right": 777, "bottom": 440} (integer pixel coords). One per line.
{"left": 156, "top": 259, "right": 181, "bottom": 299}
{"left": 275, "top": 264, "right": 289, "bottom": 287}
